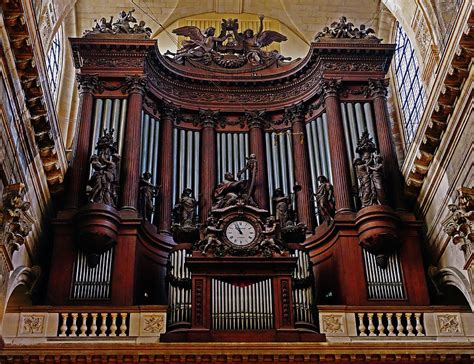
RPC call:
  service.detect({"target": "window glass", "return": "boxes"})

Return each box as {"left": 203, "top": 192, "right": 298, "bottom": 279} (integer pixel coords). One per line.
{"left": 46, "top": 28, "right": 62, "bottom": 100}
{"left": 394, "top": 22, "right": 426, "bottom": 147}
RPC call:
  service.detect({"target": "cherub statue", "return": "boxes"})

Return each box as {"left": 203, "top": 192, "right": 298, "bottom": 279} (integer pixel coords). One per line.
{"left": 259, "top": 217, "right": 283, "bottom": 257}
{"left": 201, "top": 216, "right": 224, "bottom": 255}
{"left": 167, "top": 26, "right": 229, "bottom": 64}
{"left": 237, "top": 15, "right": 287, "bottom": 65}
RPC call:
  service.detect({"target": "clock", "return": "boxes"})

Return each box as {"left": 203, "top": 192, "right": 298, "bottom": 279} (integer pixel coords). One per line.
{"left": 225, "top": 219, "right": 256, "bottom": 247}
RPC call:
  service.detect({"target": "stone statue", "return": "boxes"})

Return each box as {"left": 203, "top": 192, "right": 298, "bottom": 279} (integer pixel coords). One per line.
{"left": 138, "top": 172, "right": 157, "bottom": 222}
{"left": 354, "top": 131, "right": 387, "bottom": 209}
{"left": 315, "top": 176, "right": 335, "bottom": 222}
{"left": 1, "top": 184, "right": 34, "bottom": 258}
{"left": 173, "top": 188, "right": 198, "bottom": 226}
{"left": 87, "top": 129, "right": 120, "bottom": 208}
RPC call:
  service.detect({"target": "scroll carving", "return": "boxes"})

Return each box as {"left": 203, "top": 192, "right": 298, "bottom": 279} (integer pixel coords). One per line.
{"left": 314, "top": 16, "right": 382, "bottom": 43}
{"left": 0, "top": 183, "right": 34, "bottom": 259}
{"left": 83, "top": 9, "right": 152, "bottom": 38}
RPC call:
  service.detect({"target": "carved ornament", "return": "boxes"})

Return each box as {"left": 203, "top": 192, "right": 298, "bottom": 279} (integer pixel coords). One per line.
{"left": 76, "top": 74, "right": 104, "bottom": 94}
{"left": 18, "top": 313, "right": 47, "bottom": 336}
{"left": 321, "top": 314, "right": 345, "bottom": 334}
{"left": 0, "top": 183, "right": 34, "bottom": 260}
{"left": 368, "top": 78, "right": 390, "bottom": 98}
{"left": 165, "top": 15, "right": 292, "bottom": 71}
{"left": 442, "top": 187, "right": 474, "bottom": 267}
{"left": 122, "top": 75, "right": 148, "bottom": 95}
{"left": 282, "top": 103, "right": 305, "bottom": 125}
{"left": 314, "top": 16, "right": 382, "bottom": 43}
{"left": 83, "top": 9, "right": 152, "bottom": 38}
{"left": 436, "top": 313, "right": 463, "bottom": 335}
{"left": 240, "top": 111, "right": 268, "bottom": 129}
{"left": 141, "top": 314, "right": 166, "bottom": 335}
{"left": 198, "top": 110, "right": 220, "bottom": 128}
{"left": 321, "top": 79, "right": 342, "bottom": 99}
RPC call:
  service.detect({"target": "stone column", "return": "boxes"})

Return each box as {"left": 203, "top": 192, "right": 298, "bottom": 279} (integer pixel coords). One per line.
{"left": 322, "top": 79, "right": 353, "bottom": 212}
{"left": 369, "top": 79, "right": 404, "bottom": 209}
{"left": 156, "top": 105, "right": 176, "bottom": 232}
{"left": 66, "top": 74, "right": 102, "bottom": 209}
{"left": 120, "top": 75, "right": 147, "bottom": 211}
{"left": 199, "top": 111, "right": 217, "bottom": 223}
{"left": 288, "top": 105, "right": 315, "bottom": 231}
{"left": 247, "top": 112, "right": 269, "bottom": 210}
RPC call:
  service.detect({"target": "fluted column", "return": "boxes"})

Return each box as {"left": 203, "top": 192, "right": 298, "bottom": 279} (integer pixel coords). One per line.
{"left": 120, "top": 75, "right": 147, "bottom": 211}
{"left": 369, "top": 79, "right": 404, "bottom": 209}
{"left": 247, "top": 112, "right": 269, "bottom": 210}
{"left": 66, "top": 74, "right": 102, "bottom": 209}
{"left": 322, "top": 79, "right": 353, "bottom": 212}
{"left": 287, "top": 105, "right": 315, "bottom": 231}
{"left": 199, "top": 111, "right": 218, "bottom": 222}
{"left": 156, "top": 105, "right": 176, "bottom": 232}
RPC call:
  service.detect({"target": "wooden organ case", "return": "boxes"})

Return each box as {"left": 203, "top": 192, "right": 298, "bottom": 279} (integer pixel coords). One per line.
{"left": 46, "top": 14, "right": 430, "bottom": 343}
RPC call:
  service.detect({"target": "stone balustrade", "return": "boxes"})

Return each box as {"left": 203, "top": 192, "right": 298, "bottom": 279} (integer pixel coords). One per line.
{"left": 319, "top": 306, "right": 474, "bottom": 341}
{"left": 2, "top": 306, "right": 167, "bottom": 344}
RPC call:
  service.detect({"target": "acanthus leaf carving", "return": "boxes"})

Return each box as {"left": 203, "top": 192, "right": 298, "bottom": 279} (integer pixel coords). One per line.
{"left": 76, "top": 74, "right": 104, "bottom": 94}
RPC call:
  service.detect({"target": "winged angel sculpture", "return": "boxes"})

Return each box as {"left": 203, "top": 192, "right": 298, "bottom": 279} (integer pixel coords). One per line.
{"left": 165, "top": 15, "right": 291, "bottom": 68}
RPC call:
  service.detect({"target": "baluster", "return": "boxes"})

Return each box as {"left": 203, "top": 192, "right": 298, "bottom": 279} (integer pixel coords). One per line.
{"left": 414, "top": 313, "right": 424, "bottom": 336}
{"left": 110, "top": 313, "right": 118, "bottom": 336}
{"left": 119, "top": 313, "right": 128, "bottom": 336}
{"left": 79, "top": 313, "right": 88, "bottom": 336}
{"left": 366, "top": 313, "right": 375, "bottom": 336}
{"left": 70, "top": 313, "right": 78, "bottom": 336}
{"left": 395, "top": 313, "right": 405, "bottom": 336}
{"left": 377, "top": 313, "right": 385, "bottom": 336}
{"left": 405, "top": 313, "right": 415, "bottom": 336}
{"left": 386, "top": 313, "right": 395, "bottom": 336}
{"left": 59, "top": 313, "right": 68, "bottom": 337}
{"left": 357, "top": 313, "right": 367, "bottom": 336}
{"left": 99, "top": 313, "right": 108, "bottom": 336}
{"left": 90, "top": 313, "right": 98, "bottom": 336}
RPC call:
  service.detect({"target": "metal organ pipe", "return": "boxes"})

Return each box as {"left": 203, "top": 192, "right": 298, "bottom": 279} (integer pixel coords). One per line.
{"left": 216, "top": 132, "right": 249, "bottom": 182}
{"left": 291, "top": 250, "right": 315, "bottom": 325}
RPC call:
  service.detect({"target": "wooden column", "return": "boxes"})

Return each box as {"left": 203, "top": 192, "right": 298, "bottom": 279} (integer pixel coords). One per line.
{"left": 199, "top": 112, "right": 217, "bottom": 223}
{"left": 370, "top": 79, "right": 404, "bottom": 210}
{"left": 156, "top": 105, "right": 176, "bottom": 232}
{"left": 322, "top": 79, "right": 353, "bottom": 212}
{"left": 120, "top": 75, "right": 147, "bottom": 211}
{"left": 289, "top": 105, "right": 315, "bottom": 231}
{"left": 248, "top": 113, "right": 269, "bottom": 210}
{"left": 66, "top": 74, "right": 101, "bottom": 209}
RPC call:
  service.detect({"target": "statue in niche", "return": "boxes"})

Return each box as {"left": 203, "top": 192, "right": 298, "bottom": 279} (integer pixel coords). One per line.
{"left": 138, "top": 172, "right": 157, "bottom": 222}
{"left": 259, "top": 217, "right": 283, "bottom": 257}
{"left": 166, "top": 15, "right": 290, "bottom": 68}
{"left": 315, "top": 176, "right": 335, "bottom": 222}
{"left": 173, "top": 188, "right": 198, "bottom": 227}
{"left": 353, "top": 131, "right": 386, "bottom": 208}
{"left": 273, "top": 188, "right": 291, "bottom": 228}
{"left": 87, "top": 129, "right": 120, "bottom": 208}
{"left": 212, "top": 154, "right": 258, "bottom": 209}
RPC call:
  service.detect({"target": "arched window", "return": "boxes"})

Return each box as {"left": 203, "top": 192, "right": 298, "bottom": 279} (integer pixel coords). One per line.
{"left": 394, "top": 22, "right": 426, "bottom": 147}
{"left": 45, "top": 27, "right": 62, "bottom": 100}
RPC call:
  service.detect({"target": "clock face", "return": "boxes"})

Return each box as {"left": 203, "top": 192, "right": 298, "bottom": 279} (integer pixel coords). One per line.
{"left": 225, "top": 220, "right": 256, "bottom": 246}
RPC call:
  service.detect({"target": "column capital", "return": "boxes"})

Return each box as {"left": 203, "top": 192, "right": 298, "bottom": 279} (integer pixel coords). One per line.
{"left": 321, "top": 78, "right": 342, "bottom": 99}
{"left": 122, "top": 75, "right": 148, "bottom": 95}
{"left": 160, "top": 103, "right": 180, "bottom": 122}
{"left": 368, "top": 78, "right": 390, "bottom": 98}
{"left": 283, "top": 103, "right": 305, "bottom": 125}
{"left": 242, "top": 111, "right": 267, "bottom": 129}
{"left": 198, "top": 109, "right": 220, "bottom": 128}
{"left": 76, "top": 74, "right": 103, "bottom": 94}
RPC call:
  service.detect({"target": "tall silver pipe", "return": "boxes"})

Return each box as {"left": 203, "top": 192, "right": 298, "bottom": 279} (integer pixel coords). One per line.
{"left": 271, "top": 133, "right": 281, "bottom": 190}
{"left": 265, "top": 133, "right": 274, "bottom": 211}
{"left": 306, "top": 123, "right": 318, "bottom": 196}
{"left": 316, "top": 118, "right": 327, "bottom": 178}
{"left": 364, "top": 102, "right": 377, "bottom": 148}
{"left": 141, "top": 114, "right": 150, "bottom": 173}
{"left": 91, "top": 99, "right": 103, "bottom": 153}
{"left": 279, "top": 132, "right": 289, "bottom": 195}
{"left": 233, "top": 133, "right": 239, "bottom": 177}
{"left": 321, "top": 114, "right": 332, "bottom": 179}
{"left": 354, "top": 103, "right": 367, "bottom": 135}
{"left": 179, "top": 130, "right": 186, "bottom": 200}
{"left": 186, "top": 130, "right": 193, "bottom": 188}
{"left": 152, "top": 121, "right": 160, "bottom": 186}
{"left": 286, "top": 131, "right": 295, "bottom": 191}
{"left": 221, "top": 133, "right": 227, "bottom": 178}
{"left": 226, "top": 133, "right": 233, "bottom": 176}
{"left": 118, "top": 100, "right": 127, "bottom": 154}
{"left": 238, "top": 133, "right": 245, "bottom": 175}
{"left": 111, "top": 99, "right": 121, "bottom": 133}
{"left": 172, "top": 128, "right": 178, "bottom": 205}
{"left": 217, "top": 133, "right": 221, "bottom": 182}
{"left": 193, "top": 132, "right": 200, "bottom": 194}
{"left": 102, "top": 99, "right": 112, "bottom": 131}
{"left": 147, "top": 117, "right": 156, "bottom": 174}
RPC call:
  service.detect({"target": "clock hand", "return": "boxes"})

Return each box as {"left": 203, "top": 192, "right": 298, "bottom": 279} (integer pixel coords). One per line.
{"left": 234, "top": 223, "right": 243, "bottom": 234}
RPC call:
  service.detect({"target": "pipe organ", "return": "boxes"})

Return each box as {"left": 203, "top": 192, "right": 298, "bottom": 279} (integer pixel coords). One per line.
{"left": 47, "top": 13, "right": 431, "bottom": 343}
